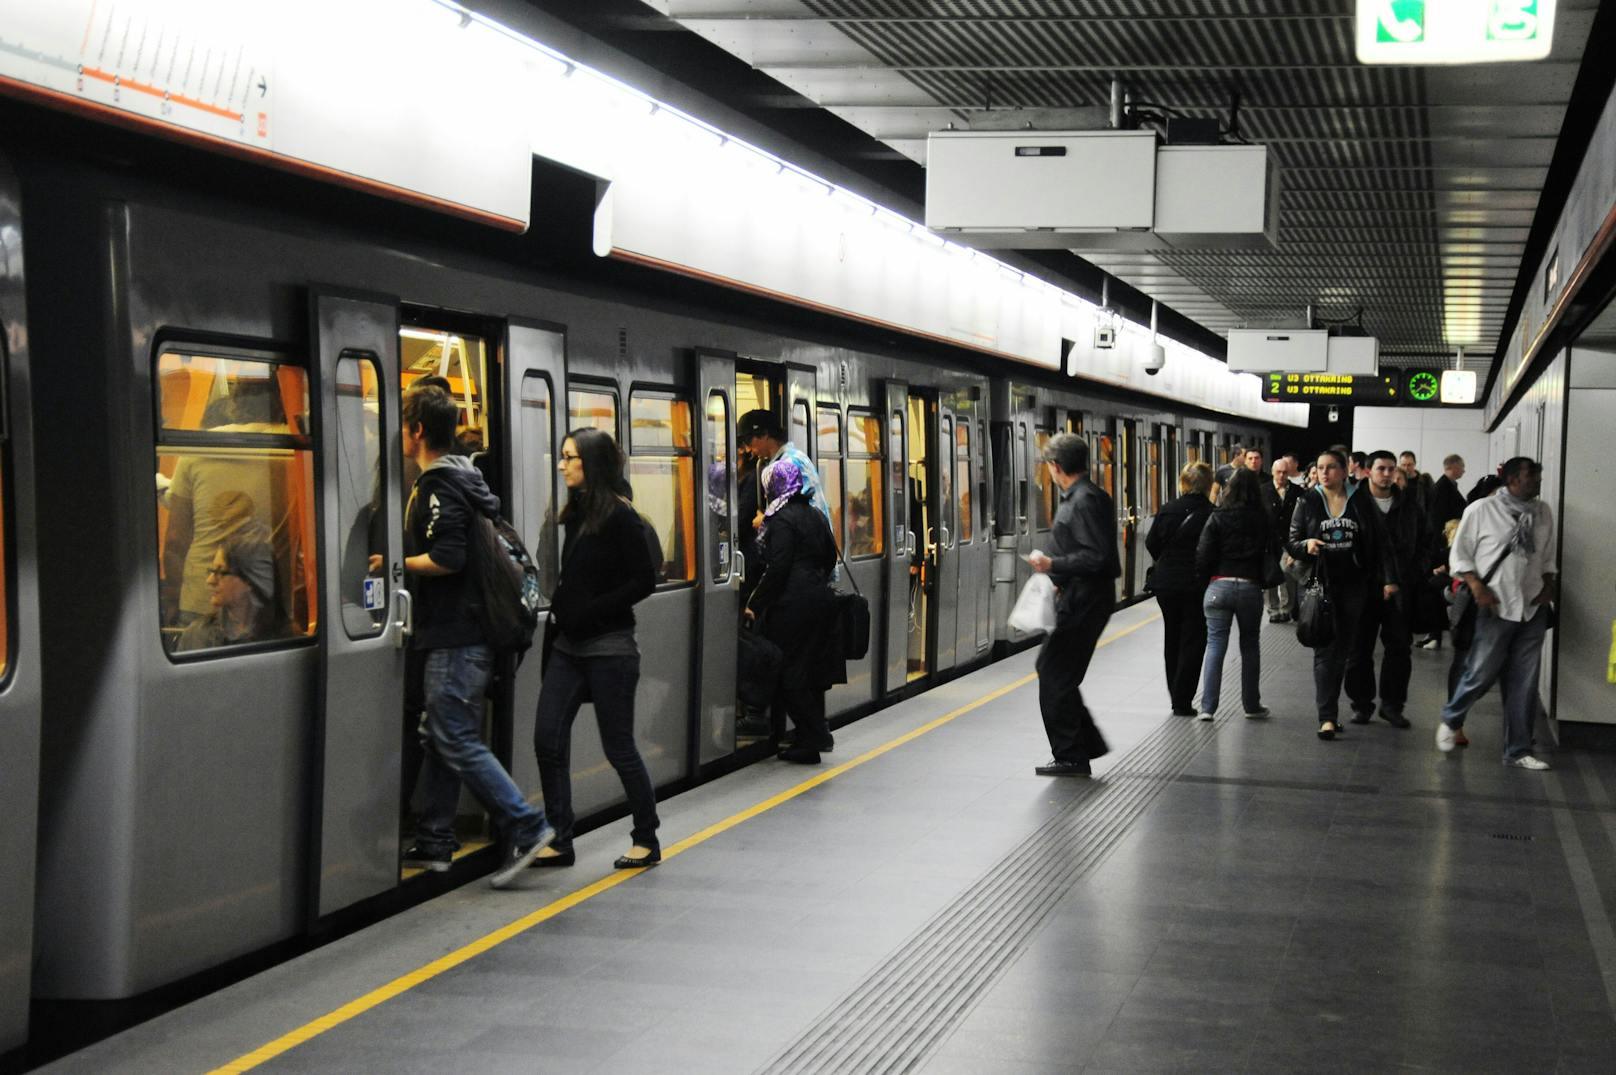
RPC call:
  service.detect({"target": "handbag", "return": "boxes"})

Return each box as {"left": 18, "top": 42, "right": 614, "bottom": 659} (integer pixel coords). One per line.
{"left": 737, "top": 621, "right": 782, "bottom": 710}
{"left": 1294, "top": 562, "right": 1334, "bottom": 649}
{"left": 831, "top": 541, "right": 871, "bottom": 660}
{"left": 1445, "top": 546, "right": 1511, "bottom": 632}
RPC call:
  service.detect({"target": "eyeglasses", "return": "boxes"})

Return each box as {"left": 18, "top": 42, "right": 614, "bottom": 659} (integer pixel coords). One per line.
{"left": 206, "top": 566, "right": 239, "bottom": 579}
{"left": 560, "top": 452, "right": 582, "bottom": 463}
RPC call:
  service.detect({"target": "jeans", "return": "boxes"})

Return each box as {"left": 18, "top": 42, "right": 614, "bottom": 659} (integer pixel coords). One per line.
{"left": 1156, "top": 590, "right": 1207, "bottom": 712}
{"left": 1345, "top": 590, "right": 1413, "bottom": 714}
{"left": 1037, "top": 581, "right": 1113, "bottom": 763}
{"left": 1312, "top": 582, "right": 1369, "bottom": 722}
{"left": 1200, "top": 579, "right": 1263, "bottom": 713}
{"left": 534, "top": 649, "right": 660, "bottom": 850}
{"left": 415, "top": 644, "right": 547, "bottom": 855}
{"left": 1442, "top": 605, "right": 1550, "bottom": 761}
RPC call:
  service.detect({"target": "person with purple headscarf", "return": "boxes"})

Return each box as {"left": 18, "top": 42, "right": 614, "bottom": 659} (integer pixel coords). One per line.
{"left": 744, "top": 459, "right": 845, "bottom": 763}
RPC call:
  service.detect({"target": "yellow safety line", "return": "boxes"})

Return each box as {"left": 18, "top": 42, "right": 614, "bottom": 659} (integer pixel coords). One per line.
{"left": 211, "top": 610, "right": 1161, "bottom": 1073}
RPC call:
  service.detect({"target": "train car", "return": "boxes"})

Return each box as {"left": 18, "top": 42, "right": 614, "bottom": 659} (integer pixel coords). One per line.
{"left": 0, "top": 98, "right": 1288, "bottom": 1060}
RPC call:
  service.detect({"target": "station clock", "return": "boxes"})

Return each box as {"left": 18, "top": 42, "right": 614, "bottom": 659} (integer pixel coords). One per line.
{"left": 1405, "top": 370, "right": 1440, "bottom": 404}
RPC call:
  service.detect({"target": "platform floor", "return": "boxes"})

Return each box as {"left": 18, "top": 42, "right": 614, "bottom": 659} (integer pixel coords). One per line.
{"left": 43, "top": 601, "right": 1616, "bottom": 1073}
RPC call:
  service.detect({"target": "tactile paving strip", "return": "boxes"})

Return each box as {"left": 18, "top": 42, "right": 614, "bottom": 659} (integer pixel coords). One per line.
{"left": 760, "top": 622, "right": 1302, "bottom": 1075}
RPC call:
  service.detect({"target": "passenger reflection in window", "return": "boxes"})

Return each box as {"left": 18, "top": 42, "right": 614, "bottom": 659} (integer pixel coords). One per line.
{"left": 174, "top": 528, "right": 291, "bottom": 652}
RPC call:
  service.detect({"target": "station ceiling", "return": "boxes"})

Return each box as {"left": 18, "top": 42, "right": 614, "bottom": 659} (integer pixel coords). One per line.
{"left": 642, "top": 0, "right": 1603, "bottom": 375}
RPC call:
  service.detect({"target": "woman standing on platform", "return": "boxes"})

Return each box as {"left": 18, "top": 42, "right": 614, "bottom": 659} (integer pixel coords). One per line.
{"left": 532, "top": 428, "right": 662, "bottom": 869}
{"left": 1194, "top": 468, "right": 1273, "bottom": 720}
{"left": 1145, "top": 461, "right": 1214, "bottom": 717}
{"left": 1289, "top": 448, "right": 1396, "bottom": 740}
{"left": 745, "top": 459, "right": 844, "bottom": 765}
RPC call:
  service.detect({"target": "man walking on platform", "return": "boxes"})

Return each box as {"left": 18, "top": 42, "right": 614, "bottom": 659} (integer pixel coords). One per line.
{"left": 1027, "top": 433, "right": 1120, "bottom": 777}
{"left": 1346, "top": 451, "right": 1431, "bottom": 728}
{"left": 1428, "top": 453, "right": 1467, "bottom": 533}
{"left": 1436, "top": 458, "right": 1557, "bottom": 769}
{"left": 1262, "top": 459, "right": 1300, "bottom": 622}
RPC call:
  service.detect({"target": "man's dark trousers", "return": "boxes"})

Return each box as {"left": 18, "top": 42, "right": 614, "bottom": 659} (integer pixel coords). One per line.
{"left": 1345, "top": 591, "right": 1413, "bottom": 714}
{"left": 1036, "top": 579, "right": 1113, "bottom": 762}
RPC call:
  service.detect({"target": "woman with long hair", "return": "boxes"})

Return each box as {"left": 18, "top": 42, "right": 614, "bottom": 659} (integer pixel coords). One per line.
{"left": 532, "top": 427, "right": 661, "bottom": 869}
{"left": 1288, "top": 448, "right": 1396, "bottom": 740}
{"left": 1145, "top": 460, "right": 1214, "bottom": 716}
{"left": 745, "top": 459, "right": 844, "bottom": 764}
{"left": 174, "top": 525, "right": 290, "bottom": 651}
{"left": 1193, "top": 467, "right": 1272, "bottom": 720}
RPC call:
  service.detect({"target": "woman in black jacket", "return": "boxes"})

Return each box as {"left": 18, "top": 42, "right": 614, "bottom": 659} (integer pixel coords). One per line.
{"left": 745, "top": 460, "right": 844, "bottom": 764}
{"left": 532, "top": 428, "right": 661, "bottom": 869}
{"left": 1146, "top": 461, "right": 1214, "bottom": 716}
{"left": 1193, "top": 468, "right": 1272, "bottom": 720}
{"left": 1288, "top": 448, "right": 1398, "bottom": 740}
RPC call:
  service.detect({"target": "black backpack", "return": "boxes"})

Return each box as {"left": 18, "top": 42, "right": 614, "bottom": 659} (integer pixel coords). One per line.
{"left": 470, "top": 509, "right": 543, "bottom": 655}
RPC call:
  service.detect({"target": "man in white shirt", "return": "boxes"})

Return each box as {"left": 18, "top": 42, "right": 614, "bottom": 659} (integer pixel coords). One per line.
{"left": 1436, "top": 458, "right": 1557, "bottom": 768}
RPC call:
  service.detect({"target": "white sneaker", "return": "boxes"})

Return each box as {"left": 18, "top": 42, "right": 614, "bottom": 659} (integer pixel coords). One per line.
{"left": 1505, "top": 755, "right": 1551, "bottom": 771}
{"left": 1435, "top": 723, "right": 1456, "bottom": 753}
{"left": 1197, "top": 712, "right": 1215, "bottom": 722}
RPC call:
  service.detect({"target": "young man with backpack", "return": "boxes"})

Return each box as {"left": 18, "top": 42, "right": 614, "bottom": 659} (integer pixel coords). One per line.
{"left": 399, "top": 385, "right": 553, "bottom": 887}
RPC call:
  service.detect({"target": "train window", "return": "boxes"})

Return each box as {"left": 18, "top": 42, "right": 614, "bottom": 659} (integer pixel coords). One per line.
{"left": 889, "top": 410, "right": 906, "bottom": 554}
{"left": 1096, "top": 434, "right": 1117, "bottom": 499}
{"left": 334, "top": 355, "right": 387, "bottom": 638}
{"left": 568, "top": 387, "right": 618, "bottom": 438}
{"left": 846, "top": 409, "right": 884, "bottom": 558}
{"left": 956, "top": 420, "right": 973, "bottom": 544}
{"left": 400, "top": 329, "right": 489, "bottom": 453}
{"left": 519, "top": 374, "right": 558, "bottom": 601}
{"left": 977, "top": 419, "right": 989, "bottom": 537}
{"left": 1033, "top": 429, "right": 1053, "bottom": 531}
{"left": 155, "top": 350, "right": 316, "bottom": 655}
{"left": 817, "top": 405, "right": 844, "bottom": 550}
{"left": 791, "top": 400, "right": 811, "bottom": 455}
{"left": 1147, "top": 436, "right": 1163, "bottom": 515}
{"left": 939, "top": 415, "right": 954, "bottom": 544}
{"left": 627, "top": 392, "right": 695, "bottom": 585}
{"left": 704, "top": 392, "right": 731, "bottom": 583}
{"left": 1016, "top": 423, "right": 1029, "bottom": 532}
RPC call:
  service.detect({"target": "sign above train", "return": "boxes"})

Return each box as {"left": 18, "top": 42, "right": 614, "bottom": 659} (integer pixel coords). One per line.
{"left": 1261, "top": 370, "right": 1463, "bottom": 406}
{"left": 1355, "top": 0, "right": 1557, "bottom": 64}
{"left": 0, "top": 0, "right": 533, "bottom": 230}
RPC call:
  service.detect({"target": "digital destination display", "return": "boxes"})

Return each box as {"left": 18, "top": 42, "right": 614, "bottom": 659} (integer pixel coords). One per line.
{"left": 1262, "top": 370, "right": 1451, "bottom": 405}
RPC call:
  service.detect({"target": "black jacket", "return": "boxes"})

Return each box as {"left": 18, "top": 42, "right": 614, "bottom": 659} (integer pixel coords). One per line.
{"left": 1367, "top": 485, "right": 1435, "bottom": 592}
{"left": 1427, "top": 474, "right": 1467, "bottom": 532}
{"left": 1287, "top": 485, "right": 1396, "bottom": 589}
{"left": 551, "top": 500, "right": 656, "bottom": 644}
{"left": 1048, "top": 478, "right": 1121, "bottom": 598}
{"left": 1260, "top": 480, "right": 1301, "bottom": 551}
{"left": 749, "top": 497, "right": 844, "bottom": 690}
{"left": 406, "top": 456, "right": 502, "bottom": 650}
{"left": 1145, "top": 493, "right": 1212, "bottom": 593}
{"left": 1195, "top": 505, "right": 1271, "bottom": 584}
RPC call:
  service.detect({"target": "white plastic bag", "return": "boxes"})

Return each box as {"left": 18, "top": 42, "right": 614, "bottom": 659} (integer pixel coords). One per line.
{"left": 1008, "top": 571, "right": 1058, "bottom": 636}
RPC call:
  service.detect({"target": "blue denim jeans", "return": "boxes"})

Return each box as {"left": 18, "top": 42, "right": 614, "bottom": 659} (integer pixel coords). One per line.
{"left": 1200, "top": 579, "right": 1264, "bottom": 714}
{"left": 1441, "top": 605, "right": 1550, "bottom": 761}
{"left": 415, "top": 644, "right": 547, "bottom": 855}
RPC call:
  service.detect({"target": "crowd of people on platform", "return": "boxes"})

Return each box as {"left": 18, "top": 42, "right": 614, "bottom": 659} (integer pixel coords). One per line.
{"left": 1027, "top": 436, "right": 1557, "bottom": 779}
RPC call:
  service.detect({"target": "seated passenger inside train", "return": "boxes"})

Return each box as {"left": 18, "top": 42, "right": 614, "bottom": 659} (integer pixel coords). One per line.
{"left": 172, "top": 526, "right": 293, "bottom": 653}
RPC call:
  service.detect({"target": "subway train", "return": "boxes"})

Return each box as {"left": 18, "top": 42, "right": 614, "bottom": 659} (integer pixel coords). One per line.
{"left": 0, "top": 110, "right": 1282, "bottom": 1054}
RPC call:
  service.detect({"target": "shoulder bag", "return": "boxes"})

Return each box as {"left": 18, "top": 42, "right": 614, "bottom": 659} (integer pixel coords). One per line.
{"left": 1446, "top": 544, "right": 1512, "bottom": 648}
{"left": 1295, "top": 559, "right": 1334, "bottom": 649}
{"left": 831, "top": 537, "right": 872, "bottom": 661}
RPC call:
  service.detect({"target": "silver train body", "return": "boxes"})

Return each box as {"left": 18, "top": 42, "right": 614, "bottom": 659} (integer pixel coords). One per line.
{"left": 0, "top": 131, "right": 1276, "bottom": 1052}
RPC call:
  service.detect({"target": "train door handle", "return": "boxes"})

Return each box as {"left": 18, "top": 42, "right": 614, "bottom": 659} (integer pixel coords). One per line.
{"left": 940, "top": 524, "right": 952, "bottom": 548}
{"left": 392, "top": 588, "right": 414, "bottom": 648}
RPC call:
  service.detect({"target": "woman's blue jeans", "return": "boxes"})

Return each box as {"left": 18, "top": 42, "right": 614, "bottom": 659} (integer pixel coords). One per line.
{"left": 1200, "top": 579, "right": 1264, "bottom": 714}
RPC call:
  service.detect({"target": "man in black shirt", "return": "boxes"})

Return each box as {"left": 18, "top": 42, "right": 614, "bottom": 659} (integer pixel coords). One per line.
{"left": 1345, "top": 451, "right": 1429, "bottom": 728}
{"left": 399, "top": 386, "right": 552, "bottom": 888}
{"left": 1027, "top": 433, "right": 1120, "bottom": 776}
{"left": 1427, "top": 453, "right": 1467, "bottom": 533}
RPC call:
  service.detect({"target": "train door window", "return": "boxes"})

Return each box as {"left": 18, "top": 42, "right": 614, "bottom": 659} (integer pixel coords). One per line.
{"left": 628, "top": 392, "right": 695, "bottom": 585}
{"left": 817, "top": 405, "right": 844, "bottom": 549}
{"left": 0, "top": 433, "right": 8, "bottom": 682}
{"left": 568, "top": 386, "right": 618, "bottom": 438}
{"left": 155, "top": 349, "right": 316, "bottom": 654}
{"left": 1146, "top": 433, "right": 1163, "bottom": 515}
{"left": 1033, "top": 429, "right": 1053, "bottom": 531}
{"left": 704, "top": 392, "right": 731, "bottom": 582}
{"left": 1016, "top": 423, "right": 1029, "bottom": 534}
{"left": 955, "top": 419, "right": 973, "bottom": 544}
{"left": 519, "top": 374, "right": 558, "bottom": 600}
{"left": 846, "top": 409, "right": 884, "bottom": 557}
{"left": 1185, "top": 435, "right": 1200, "bottom": 465}
{"left": 334, "top": 355, "right": 387, "bottom": 638}
{"left": 791, "top": 400, "right": 811, "bottom": 456}
{"left": 890, "top": 409, "right": 906, "bottom": 553}
{"left": 939, "top": 415, "right": 954, "bottom": 544}
{"left": 978, "top": 419, "right": 989, "bottom": 536}
{"left": 1096, "top": 433, "right": 1117, "bottom": 498}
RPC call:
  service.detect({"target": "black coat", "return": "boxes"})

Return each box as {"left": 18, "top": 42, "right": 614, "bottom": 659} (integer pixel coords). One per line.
{"left": 1145, "top": 493, "right": 1212, "bottom": 593}
{"left": 551, "top": 501, "right": 657, "bottom": 644}
{"left": 1048, "top": 478, "right": 1121, "bottom": 612}
{"left": 1195, "top": 505, "right": 1271, "bottom": 584}
{"left": 1372, "top": 485, "right": 1436, "bottom": 592}
{"left": 1260, "top": 480, "right": 1300, "bottom": 551}
{"left": 749, "top": 497, "right": 845, "bottom": 690}
{"left": 1427, "top": 474, "right": 1467, "bottom": 532}
{"left": 1287, "top": 486, "right": 1396, "bottom": 589}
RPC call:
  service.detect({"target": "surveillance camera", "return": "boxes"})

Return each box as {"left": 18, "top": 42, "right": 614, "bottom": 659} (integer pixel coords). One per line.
{"left": 1094, "top": 325, "right": 1115, "bottom": 350}
{"left": 1144, "top": 341, "right": 1166, "bottom": 376}
{"left": 1327, "top": 406, "right": 1340, "bottom": 423}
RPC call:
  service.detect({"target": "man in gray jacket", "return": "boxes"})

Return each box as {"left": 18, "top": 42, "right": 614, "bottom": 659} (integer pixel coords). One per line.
{"left": 1027, "top": 433, "right": 1121, "bottom": 776}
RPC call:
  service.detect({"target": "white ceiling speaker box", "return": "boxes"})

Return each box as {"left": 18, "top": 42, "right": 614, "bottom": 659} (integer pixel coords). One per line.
{"left": 925, "top": 130, "right": 1158, "bottom": 248}
{"left": 925, "top": 132, "right": 1278, "bottom": 252}
{"left": 1227, "top": 329, "right": 1329, "bottom": 372}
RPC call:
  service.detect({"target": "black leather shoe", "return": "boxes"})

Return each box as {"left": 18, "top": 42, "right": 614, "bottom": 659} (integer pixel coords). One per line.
{"left": 613, "top": 847, "right": 661, "bottom": 869}
{"left": 1035, "top": 759, "right": 1092, "bottom": 777}
{"left": 1171, "top": 708, "right": 1197, "bottom": 718}
{"left": 778, "top": 746, "right": 822, "bottom": 764}
{"left": 529, "top": 846, "right": 575, "bottom": 868}
{"left": 1378, "top": 707, "right": 1412, "bottom": 729}
{"left": 1349, "top": 708, "right": 1374, "bottom": 725}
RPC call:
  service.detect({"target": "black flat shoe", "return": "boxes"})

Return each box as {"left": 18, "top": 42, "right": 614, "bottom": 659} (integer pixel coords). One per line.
{"left": 778, "top": 746, "right": 822, "bottom": 764}
{"left": 1318, "top": 722, "right": 1337, "bottom": 741}
{"left": 530, "top": 846, "right": 575, "bottom": 868}
{"left": 613, "top": 847, "right": 661, "bottom": 869}
{"left": 1035, "top": 759, "right": 1092, "bottom": 777}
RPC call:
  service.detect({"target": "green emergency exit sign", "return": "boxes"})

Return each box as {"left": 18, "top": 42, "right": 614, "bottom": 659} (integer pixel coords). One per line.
{"left": 1357, "top": 0, "right": 1555, "bottom": 63}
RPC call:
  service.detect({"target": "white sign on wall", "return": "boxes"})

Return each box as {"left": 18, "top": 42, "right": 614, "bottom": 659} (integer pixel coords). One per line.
{"left": 1441, "top": 369, "right": 1478, "bottom": 404}
{"left": 1355, "top": 0, "right": 1557, "bottom": 64}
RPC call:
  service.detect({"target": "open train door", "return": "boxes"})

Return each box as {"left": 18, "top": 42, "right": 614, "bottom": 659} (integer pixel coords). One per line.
{"left": 933, "top": 403, "right": 960, "bottom": 672}
{"left": 694, "top": 348, "right": 740, "bottom": 765}
{"left": 309, "top": 290, "right": 408, "bottom": 917}
{"left": 500, "top": 320, "right": 567, "bottom": 794}
{"left": 882, "top": 379, "right": 911, "bottom": 694}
